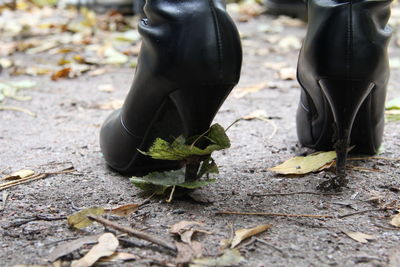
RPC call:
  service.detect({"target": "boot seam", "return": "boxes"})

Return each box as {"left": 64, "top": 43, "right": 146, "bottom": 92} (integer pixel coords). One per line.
{"left": 208, "top": 0, "right": 223, "bottom": 80}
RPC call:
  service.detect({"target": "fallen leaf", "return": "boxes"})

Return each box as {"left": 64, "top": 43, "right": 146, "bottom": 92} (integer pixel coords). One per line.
{"left": 276, "top": 35, "right": 302, "bottom": 53}
{"left": 231, "top": 224, "right": 272, "bottom": 248}
{"left": 190, "top": 249, "right": 245, "bottom": 267}
{"left": 98, "top": 84, "right": 115, "bottom": 92}
{"left": 131, "top": 169, "right": 216, "bottom": 195}
{"left": 233, "top": 82, "right": 267, "bottom": 98}
{"left": 1, "top": 169, "right": 35, "bottom": 181}
{"left": 386, "top": 98, "right": 400, "bottom": 110}
{"left": 390, "top": 213, "right": 400, "bottom": 228}
{"left": 176, "top": 241, "right": 203, "bottom": 264}
{"left": 268, "top": 151, "right": 337, "bottom": 175}
{"left": 104, "top": 47, "right": 128, "bottom": 65}
{"left": 71, "top": 233, "right": 119, "bottom": 267}
{"left": 105, "top": 203, "right": 139, "bottom": 216}
{"left": 51, "top": 67, "right": 71, "bottom": 81}
{"left": 279, "top": 67, "right": 296, "bottom": 80}
{"left": 141, "top": 124, "right": 230, "bottom": 161}
{"left": 46, "top": 235, "right": 101, "bottom": 262}
{"left": 96, "top": 99, "right": 124, "bottom": 110}
{"left": 170, "top": 221, "right": 205, "bottom": 244}
{"left": 67, "top": 207, "right": 105, "bottom": 229}
{"left": 343, "top": 231, "right": 377, "bottom": 243}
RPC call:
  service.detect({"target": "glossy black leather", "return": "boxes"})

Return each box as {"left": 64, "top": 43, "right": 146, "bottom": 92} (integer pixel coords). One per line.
{"left": 297, "top": 0, "right": 392, "bottom": 154}
{"left": 264, "top": 0, "right": 307, "bottom": 19}
{"left": 100, "top": 0, "right": 242, "bottom": 174}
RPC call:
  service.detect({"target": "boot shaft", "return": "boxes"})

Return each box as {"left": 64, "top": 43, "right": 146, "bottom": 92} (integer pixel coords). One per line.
{"left": 138, "top": 0, "right": 242, "bottom": 85}
{"left": 300, "top": 0, "right": 392, "bottom": 81}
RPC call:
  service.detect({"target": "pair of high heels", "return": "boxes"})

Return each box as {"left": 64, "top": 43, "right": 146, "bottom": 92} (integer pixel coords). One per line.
{"left": 100, "top": 0, "right": 392, "bottom": 190}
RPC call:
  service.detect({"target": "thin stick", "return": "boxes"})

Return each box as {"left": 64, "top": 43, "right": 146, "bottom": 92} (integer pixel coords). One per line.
{"left": 337, "top": 208, "right": 386, "bottom": 219}
{"left": 0, "top": 167, "right": 9, "bottom": 174}
{"left": 4, "top": 215, "right": 67, "bottom": 228}
{"left": 87, "top": 215, "right": 177, "bottom": 252}
{"left": 0, "top": 191, "right": 9, "bottom": 211}
{"left": 0, "top": 105, "right": 36, "bottom": 117}
{"left": 248, "top": 191, "right": 342, "bottom": 197}
{"left": 166, "top": 186, "right": 175, "bottom": 203}
{"left": 254, "top": 238, "right": 286, "bottom": 256}
{"left": 216, "top": 210, "right": 334, "bottom": 219}
{"left": 0, "top": 168, "right": 74, "bottom": 191}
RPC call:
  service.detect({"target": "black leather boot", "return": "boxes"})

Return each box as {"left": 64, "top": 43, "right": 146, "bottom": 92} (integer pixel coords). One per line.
{"left": 100, "top": 0, "right": 242, "bottom": 175}
{"left": 264, "top": 0, "right": 307, "bottom": 20}
{"left": 296, "top": 0, "right": 392, "bottom": 190}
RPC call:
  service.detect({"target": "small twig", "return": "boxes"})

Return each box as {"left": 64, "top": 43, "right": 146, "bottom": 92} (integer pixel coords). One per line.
{"left": 216, "top": 210, "right": 334, "bottom": 219}
{"left": 4, "top": 215, "right": 67, "bottom": 228}
{"left": 337, "top": 208, "right": 389, "bottom": 219}
{"left": 0, "top": 167, "right": 9, "bottom": 174}
{"left": 166, "top": 186, "right": 176, "bottom": 203}
{"left": 0, "top": 167, "right": 75, "bottom": 191}
{"left": 0, "top": 191, "right": 9, "bottom": 211}
{"left": 248, "top": 191, "right": 342, "bottom": 197}
{"left": 374, "top": 224, "right": 400, "bottom": 231}
{"left": 255, "top": 238, "right": 287, "bottom": 257}
{"left": 348, "top": 156, "right": 400, "bottom": 162}
{"left": 139, "top": 192, "right": 156, "bottom": 207}
{"left": 225, "top": 118, "right": 242, "bottom": 132}
{"left": 347, "top": 165, "right": 382, "bottom": 173}
{"left": 87, "top": 215, "right": 177, "bottom": 252}
{"left": 0, "top": 105, "right": 36, "bottom": 117}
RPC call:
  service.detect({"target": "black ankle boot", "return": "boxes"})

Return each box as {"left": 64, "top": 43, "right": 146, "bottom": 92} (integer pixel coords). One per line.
{"left": 264, "top": 0, "right": 307, "bottom": 20}
{"left": 296, "top": 0, "right": 392, "bottom": 189}
{"left": 100, "top": 0, "right": 242, "bottom": 175}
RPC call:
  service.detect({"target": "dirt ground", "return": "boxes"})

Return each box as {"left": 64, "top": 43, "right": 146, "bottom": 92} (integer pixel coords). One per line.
{"left": 1, "top": 4, "right": 400, "bottom": 267}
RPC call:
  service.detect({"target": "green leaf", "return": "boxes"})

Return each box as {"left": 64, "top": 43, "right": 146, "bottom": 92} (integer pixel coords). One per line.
{"left": 141, "top": 123, "right": 230, "bottom": 161}
{"left": 386, "top": 98, "right": 400, "bottom": 110}
{"left": 197, "top": 157, "right": 219, "bottom": 178}
{"left": 131, "top": 169, "right": 216, "bottom": 194}
{"left": 190, "top": 249, "right": 245, "bottom": 267}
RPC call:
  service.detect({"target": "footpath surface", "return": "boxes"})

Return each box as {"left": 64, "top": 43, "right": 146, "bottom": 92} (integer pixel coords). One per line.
{"left": 1, "top": 4, "right": 400, "bottom": 266}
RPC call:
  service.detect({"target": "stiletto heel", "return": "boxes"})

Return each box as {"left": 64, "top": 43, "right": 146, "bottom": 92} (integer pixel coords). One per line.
{"left": 318, "top": 79, "right": 375, "bottom": 188}
{"left": 297, "top": 0, "right": 391, "bottom": 190}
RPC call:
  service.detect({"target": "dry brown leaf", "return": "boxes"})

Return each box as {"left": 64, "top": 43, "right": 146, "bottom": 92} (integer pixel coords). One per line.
{"left": 71, "top": 233, "right": 119, "bottom": 267}
{"left": 343, "top": 231, "right": 377, "bottom": 243}
{"left": 51, "top": 67, "right": 71, "bottom": 81}
{"left": 191, "top": 249, "right": 245, "bottom": 267}
{"left": 67, "top": 207, "right": 105, "bottom": 229}
{"left": 46, "top": 235, "right": 101, "bottom": 262}
{"left": 98, "top": 84, "right": 115, "bottom": 93}
{"left": 170, "top": 221, "right": 204, "bottom": 234}
{"left": 88, "top": 68, "right": 106, "bottom": 76}
{"left": 96, "top": 99, "right": 124, "bottom": 110}
{"left": 176, "top": 241, "right": 203, "bottom": 264}
{"left": 390, "top": 213, "right": 400, "bottom": 228}
{"left": 170, "top": 221, "right": 207, "bottom": 245}
{"left": 231, "top": 224, "right": 272, "bottom": 248}
{"left": 268, "top": 151, "right": 336, "bottom": 175}
{"left": 233, "top": 82, "right": 268, "bottom": 98}
{"left": 279, "top": 67, "right": 296, "bottom": 80}
{"left": 105, "top": 203, "right": 139, "bottom": 216}
{"left": 1, "top": 169, "right": 35, "bottom": 181}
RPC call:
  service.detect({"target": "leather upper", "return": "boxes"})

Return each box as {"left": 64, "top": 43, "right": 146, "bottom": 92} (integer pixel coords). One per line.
{"left": 297, "top": 0, "right": 392, "bottom": 152}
